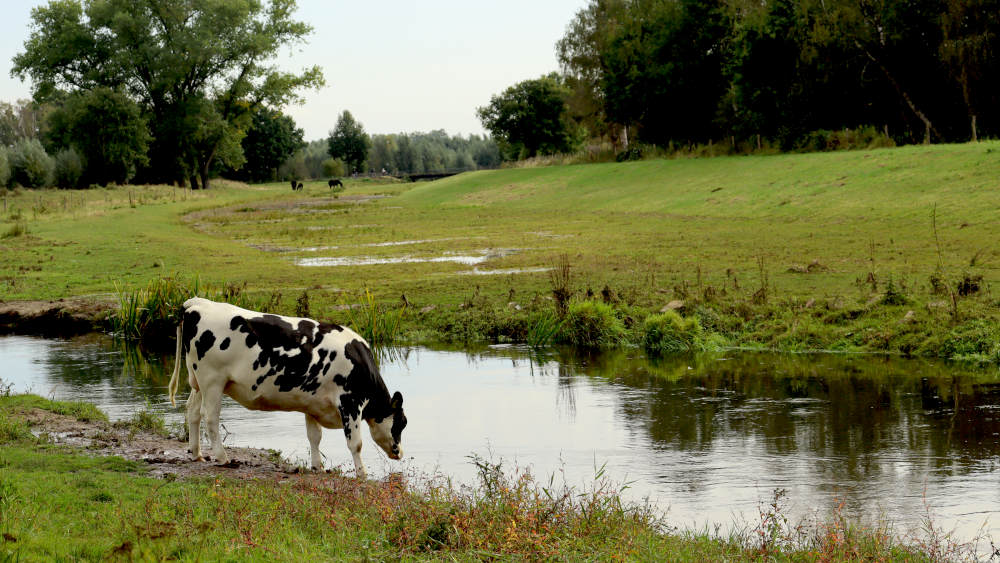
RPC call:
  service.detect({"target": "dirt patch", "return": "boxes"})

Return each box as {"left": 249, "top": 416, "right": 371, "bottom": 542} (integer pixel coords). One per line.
{"left": 0, "top": 297, "right": 114, "bottom": 337}
{"left": 23, "top": 408, "right": 303, "bottom": 480}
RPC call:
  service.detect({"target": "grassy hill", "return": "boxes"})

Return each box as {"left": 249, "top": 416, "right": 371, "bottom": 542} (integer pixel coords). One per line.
{"left": 2, "top": 144, "right": 999, "bottom": 359}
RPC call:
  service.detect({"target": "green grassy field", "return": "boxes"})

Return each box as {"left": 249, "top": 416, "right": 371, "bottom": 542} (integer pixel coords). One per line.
{"left": 2, "top": 144, "right": 999, "bottom": 359}
{"left": 0, "top": 395, "right": 958, "bottom": 560}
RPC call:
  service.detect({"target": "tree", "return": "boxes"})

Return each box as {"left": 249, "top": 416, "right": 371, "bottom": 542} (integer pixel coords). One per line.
{"left": 477, "top": 74, "right": 581, "bottom": 160}
{"left": 236, "top": 107, "right": 304, "bottom": 183}
{"left": 12, "top": 0, "right": 324, "bottom": 189}
{"left": 9, "top": 138, "right": 53, "bottom": 188}
{"left": 940, "top": 0, "right": 1000, "bottom": 141}
{"left": 45, "top": 87, "right": 150, "bottom": 185}
{"left": 327, "top": 111, "right": 370, "bottom": 173}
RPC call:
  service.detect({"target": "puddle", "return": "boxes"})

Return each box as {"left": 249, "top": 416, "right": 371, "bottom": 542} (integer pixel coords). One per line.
{"left": 457, "top": 267, "right": 552, "bottom": 276}
{"left": 296, "top": 249, "right": 520, "bottom": 267}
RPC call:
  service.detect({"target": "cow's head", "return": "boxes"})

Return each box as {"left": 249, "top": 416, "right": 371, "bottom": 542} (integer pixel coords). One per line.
{"left": 368, "top": 391, "right": 406, "bottom": 459}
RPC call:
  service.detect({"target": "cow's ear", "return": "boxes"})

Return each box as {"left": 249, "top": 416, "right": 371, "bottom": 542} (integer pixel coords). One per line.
{"left": 391, "top": 391, "right": 403, "bottom": 410}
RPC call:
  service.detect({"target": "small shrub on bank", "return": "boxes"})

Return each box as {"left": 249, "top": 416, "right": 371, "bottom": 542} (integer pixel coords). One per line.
{"left": 560, "top": 300, "right": 626, "bottom": 348}
{"left": 642, "top": 311, "right": 702, "bottom": 354}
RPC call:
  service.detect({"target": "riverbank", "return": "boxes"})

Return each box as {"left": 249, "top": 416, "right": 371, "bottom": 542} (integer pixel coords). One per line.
{"left": 0, "top": 394, "right": 973, "bottom": 560}
{"left": 2, "top": 145, "right": 1000, "bottom": 361}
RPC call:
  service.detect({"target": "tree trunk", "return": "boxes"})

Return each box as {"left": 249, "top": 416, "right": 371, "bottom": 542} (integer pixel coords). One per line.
{"left": 860, "top": 43, "right": 940, "bottom": 144}
{"left": 189, "top": 174, "right": 200, "bottom": 190}
{"left": 199, "top": 164, "right": 210, "bottom": 190}
{"left": 971, "top": 114, "right": 978, "bottom": 142}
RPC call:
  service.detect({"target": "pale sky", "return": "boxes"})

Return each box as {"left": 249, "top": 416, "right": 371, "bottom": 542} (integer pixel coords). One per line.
{"left": 0, "top": 0, "right": 589, "bottom": 141}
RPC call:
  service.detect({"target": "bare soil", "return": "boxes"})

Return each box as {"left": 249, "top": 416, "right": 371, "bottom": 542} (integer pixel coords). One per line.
{"left": 24, "top": 407, "right": 305, "bottom": 480}
{"left": 0, "top": 297, "right": 114, "bottom": 336}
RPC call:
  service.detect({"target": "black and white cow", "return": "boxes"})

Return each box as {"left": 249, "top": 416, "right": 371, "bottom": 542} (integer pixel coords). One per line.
{"left": 328, "top": 178, "right": 343, "bottom": 189}
{"left": 168, "top": 297, "right": 407, "bottom": 479}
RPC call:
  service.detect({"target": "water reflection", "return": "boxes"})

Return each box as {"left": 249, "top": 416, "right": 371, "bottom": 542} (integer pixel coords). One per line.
{"left": 3, "top": 335, "right": 1000, "bottom": 543}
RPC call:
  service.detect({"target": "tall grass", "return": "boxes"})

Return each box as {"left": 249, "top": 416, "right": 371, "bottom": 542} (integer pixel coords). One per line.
{"left": 110, "top": 275, "right": 281, "bottom": 342}
{"left": 344, "top": 289, "right": 406, "bottom": 353}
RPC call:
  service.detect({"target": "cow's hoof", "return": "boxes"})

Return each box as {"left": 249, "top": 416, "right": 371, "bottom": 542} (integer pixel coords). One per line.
{"left": 218, "top": 460, "right": 240, "bottom": 468}
{"left": 194, "top": 456, "right": 205, "bottom": 462}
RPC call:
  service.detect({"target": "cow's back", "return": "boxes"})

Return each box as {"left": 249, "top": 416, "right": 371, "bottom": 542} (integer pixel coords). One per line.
{"left": 181, "top": 297, "right": 367, "bottom": 417}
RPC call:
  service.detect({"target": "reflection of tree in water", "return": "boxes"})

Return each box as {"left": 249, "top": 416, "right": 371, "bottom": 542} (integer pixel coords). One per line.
{"left": 41, "top": 334, "right": 173, "bottom": 404}
{"left": 550, "top": 349, "right": 1000, "bottom": 475}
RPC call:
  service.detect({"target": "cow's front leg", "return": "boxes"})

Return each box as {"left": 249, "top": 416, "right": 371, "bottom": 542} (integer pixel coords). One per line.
{"left": 185, "top": 388, "right": 203, "bottom": 461}
{"left": 305, "top": 413, "right": 323, "bottom": 471}
{"left": 200, "top": 383, "right": 229, "bottom": 464}
{"left": 339, "top": 406, "right": 366, "bottom": 479}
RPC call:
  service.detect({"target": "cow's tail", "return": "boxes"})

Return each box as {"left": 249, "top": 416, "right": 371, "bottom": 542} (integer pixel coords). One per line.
{"left": 168, "top": 320, "right": 183, "bottom": 407}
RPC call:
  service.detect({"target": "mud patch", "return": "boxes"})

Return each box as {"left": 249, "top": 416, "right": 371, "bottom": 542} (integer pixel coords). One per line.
{"left": 22, "top": 408, "right": 300, "bottom": 480}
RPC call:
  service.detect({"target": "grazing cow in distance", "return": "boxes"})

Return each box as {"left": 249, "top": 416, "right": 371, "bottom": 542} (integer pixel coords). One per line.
{"left": 296, "top": 182, "right": 304, "bottom": 191}
{"left": 168, "top": 297, "right": 407, "bottom": 479}
{"left": 290, "top": 180, "right": 297, "bottom": 190}
{"left": 328, "top": 178, "right": 343, "bottom": 189}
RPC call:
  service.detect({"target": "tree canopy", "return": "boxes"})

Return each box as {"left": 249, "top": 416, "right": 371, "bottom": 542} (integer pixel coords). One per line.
{"left": 476, "top": 73, "right": 581, "bottom": 160}
{"left": 327, "top": 111, "right": 370, "bottom": 174}
{"left": 12, "top": 0, "right": 324, "bottom": 188}
{"left": 554, "top": 0, "right": 1000, "bottom": 150}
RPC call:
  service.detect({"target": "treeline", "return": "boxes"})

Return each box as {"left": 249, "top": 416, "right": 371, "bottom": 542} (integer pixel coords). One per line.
{"left": 494, "top": 0, "right": 1000, "bottom": 155}
{"left": 9, "top": 0, "right": 323, "bottom": 190}
{"left": 279, "top": 129, "right": 500, "bottom": 181}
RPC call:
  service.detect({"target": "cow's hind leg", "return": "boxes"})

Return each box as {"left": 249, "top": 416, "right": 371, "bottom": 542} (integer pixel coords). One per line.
{"left": 185, "top": 388, "right": 203, "bottom": 460}
{"left": 305, "top": 413, "right": 323, "bottom": 471}
{"left": 199, "top": 382, "right": 229, "bottom": 464}
{"left": 339, "top": 406, "right": 367, "bottom": 479}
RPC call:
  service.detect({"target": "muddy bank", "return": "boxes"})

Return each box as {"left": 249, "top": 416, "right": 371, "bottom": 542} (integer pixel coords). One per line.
{"left": 23, "top": 407, "right": 304, "bottom": 480}
{"left": 0, "top": 298, "right": 114, "bottom": 337}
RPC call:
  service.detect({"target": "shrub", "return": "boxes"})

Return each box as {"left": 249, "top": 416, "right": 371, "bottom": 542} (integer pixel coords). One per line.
{"left": 642, "top": 311, "right": 703, "bottom": 354}
{"left": 53, "top": 148, "right": 84, "bottom": 189}
{"left": 322, "top": 157, "right": 346, "bottom": 178}
{"left": 9, "top": 139, "right": 54, "bottom": 188}
{"left": 797, "top": 126, "right": 895, "bottom": 153}
{"left": 559, "top": 300, "right": 625, "bottom": 348}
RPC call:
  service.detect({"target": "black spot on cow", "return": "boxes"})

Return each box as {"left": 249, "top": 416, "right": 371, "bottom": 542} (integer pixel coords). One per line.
{"left": 219, "top": 337, "right": 230, "bottom": 351}
{"left": 226, "top": 313, "right": 331, "bottom": 393}
{"left": 182, "top": 310, "right": 201, "bottom": 354}
{"left": 195, "top": 330, "right": 216, "bottom": 361}
{"left": 342, "top": 340, "right": 395, "bottom": 421}
{"left": 192, "top": 363, "right": 197, "bottom": 371}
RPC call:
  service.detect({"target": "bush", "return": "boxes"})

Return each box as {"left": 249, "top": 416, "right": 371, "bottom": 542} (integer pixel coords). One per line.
{"left": 0, "top": 147, "right": 10, "bottom": 187}
{"left": 642, "top": 311, "right": 703, "bottom": 354}
{"left": 797, "top": 126, "right": 895, "bottom": 153}
{"left": 559, "top": 300, "right": 625, "bottom": 348}
{"left": 322, "top": 157, "right": 346, "bottom": 178}
{"left": 53, "top": 148, "right": 84, "bottom": 189}
{"left": 9, "top": 139, "right": 54, "bottom": 188}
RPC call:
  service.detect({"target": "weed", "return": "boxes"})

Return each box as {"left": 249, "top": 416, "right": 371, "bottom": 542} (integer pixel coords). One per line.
{"left": 295, "top": 289, "right": 311, "bottom": 318}
{"left": 0, "top": 221, "right": 26, "bottom": 239}
{"left": 559, "top": 300, "right": 626, "bottom": 348}
{"left": 113, "top": 403, "right": 168, "bottom": 440}
{"left": 525, "top": 311, "right": 563, "bottom": 349}
{"left": 882, "top": 275, "right": 909, "bottom": 306}
{"left": 549, "top": 254, "right": 573, "bottom": 317}
{"left": 344, "top": 289, "right": 406, "bottom": 352}
{"left": 642, "top": 311, "right": 703, "bottom": 354}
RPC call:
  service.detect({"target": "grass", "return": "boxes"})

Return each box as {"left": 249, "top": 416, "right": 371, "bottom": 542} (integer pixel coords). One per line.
{"left": 0, "top": 393, "right": 978, "bottom": 561}
{"left": 2, "top": 145, "right": 1000, "bottom": 360}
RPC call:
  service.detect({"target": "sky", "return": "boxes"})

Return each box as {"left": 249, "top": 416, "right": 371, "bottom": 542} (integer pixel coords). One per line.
{"left": 0, "top": 0, "right": 590, "bottom": 141}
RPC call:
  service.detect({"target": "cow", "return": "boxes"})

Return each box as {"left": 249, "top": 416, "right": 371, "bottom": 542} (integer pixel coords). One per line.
{"left": 290, "top": 180, "right": 297, "bottom": 190}
{"left": 295, "top": 182, "right": 304, "bottom": 191}
{"left": 167, "top": 297, "right": 407, "bottom": 479}
{"left": 328, "top": 178, "right": 343, "bottom": 189}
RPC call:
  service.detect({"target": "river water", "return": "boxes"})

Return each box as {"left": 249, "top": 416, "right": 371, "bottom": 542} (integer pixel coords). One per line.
{"left": 2, "top": 334, "right": 999, "bottom": 544}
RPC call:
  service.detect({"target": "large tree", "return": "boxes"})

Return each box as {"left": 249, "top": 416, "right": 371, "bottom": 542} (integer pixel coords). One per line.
{"left": 45, "top": 87, "right": 150, "bottom": 185}
{"left": 476, "top": 73, "right": 580, "bottom": 160}
{"left": 12, "top": 0, "right": 324, "bottom": 189}
{"left": 327, "top": 110, "right": 370, "bottom": 174}
{"left": 234, "top": 107, "right": 304, "bottom": 183}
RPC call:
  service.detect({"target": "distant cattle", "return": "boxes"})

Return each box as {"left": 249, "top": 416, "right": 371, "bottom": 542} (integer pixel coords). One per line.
{"left": 328, "top": 178, "right": 343, "bottom": 189}
{"left": 168, "top": 297, "right": 407, "bottom": 478}
{"left": 295, "top": 182, "right": 304, "bottom": 191}
{"left": 290, "top": 180, "right": 297, "bottom": 190}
